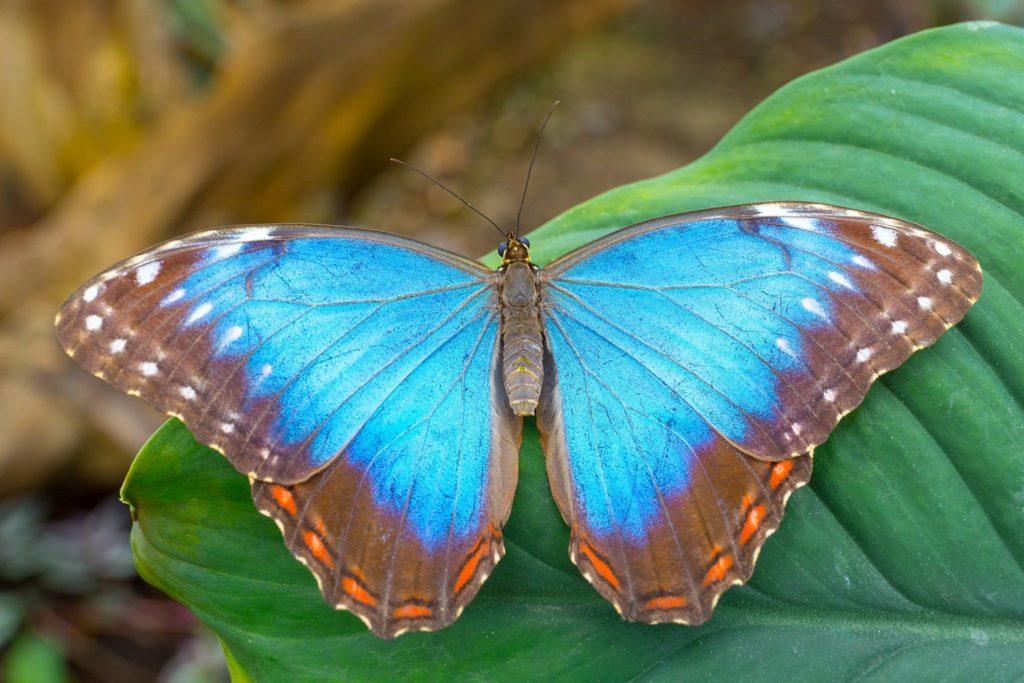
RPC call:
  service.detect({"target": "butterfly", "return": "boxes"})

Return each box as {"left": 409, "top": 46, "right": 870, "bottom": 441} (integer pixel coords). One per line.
{"left": 55, "top": 202, "right": 981, "bottom": 638}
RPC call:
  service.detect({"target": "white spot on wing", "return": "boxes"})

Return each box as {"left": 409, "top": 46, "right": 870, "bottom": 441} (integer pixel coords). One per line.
{"left": 85, "top": 315, "right": 103, "bottom": 331}
{"left": 188, "top": 302, "right": 213, "bottom": 323}
{"left": 856, "top": 347, "right": 873, "bottom": 363}
{"left": 220, "top": 422, "right": 235, "bottom": 434}
{"left": 891, "top": 320, "right": 908, "bottom": 334}
{"left": 776, "top": 337, "right": 798, "bottom": 359}
{"left": 260, "top": 363, "right": 273, "bottom": 377}
{"left": 179, "top": 386, "right": 197, "bottom": 400}
{"left": 801, "top": 297, "right": 828, "bottom": 319}
{"left": 239, "top": 227, "right": 275, "bottom": 242}
{"left": 109, "top": 338, "right": 127, "bottom": 353}
{"left": 213, "top": 243, "right": 244, "bottom": 258}
{"left": 828, "top": 271, "right": 854, "bottom": 289}
{"left": 791, "top": 422, "right": 803, "bottom": 436}
{"left": 871, "top": 225, "right": 898, "bottom": 247}
{"left": 753, "top": 204, "right": 787, "bottom": 217}
{"left": 918, "top": 296, "right": 933, "bottom": 310}
{"left": 783, "top": 216, "right": 820, "bottom": 232}
{"left": 221, "top": 325, "right": 244, "bottom": 347}
{"left": 163, "top": 288, "right": 187, "bottom": 305}
{"left": 851, "top": 254, "right": 875, "bottom": 269}
{"left": 135, "top": 261, "right": 162, "bottom": 286}
{"left": 83, "top": 284, "right": 102, "bottom": 302}
{"left": 823, "top": 389, "right": 836, "bottom": 402}
{"left": 937, "top": 269, "right": 953, "bottom": 284}
{"left": 934, "top": 241, "right": 953, "bottom": 257}
{"left": 140, "top": 361, "right": 159, "bottom": 376}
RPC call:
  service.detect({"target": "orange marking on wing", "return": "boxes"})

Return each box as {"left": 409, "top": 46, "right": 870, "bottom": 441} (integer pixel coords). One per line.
{"left": 703, "top": 554, "right": 734, "bottom": 586}
{"left": 271, "top": 485, "right": 297, "bottom": 516}
{"left": 303, "top": 531, "right": 334, "bottom": 569}
{"left": 741, "top": 493, "right": 755, "bottom": 513}
{"left": 644, "top": 595, "right": 687, "bottom": 611}
{"left": 738, "top": 504, "right": 766, "bottom": 545}
{"left": 454, "top": 539, "right": 488, "bottom": 594}
{"left": 770, "top": 460, "right": 794, "bottom": 489}
{"left": 341, "top": 576, "right": 377, "bottom": 606}
{"left": 393, "top": 604, "right": 432, "bottom": 619}
{"left": 710, "top": 544, "right": 723, "bottom": 556}
{"left": 579, "top": 541, "right": 622, "bottom": 592}
{"left": 313, "top": 516, "right": 327, "bottom": 536}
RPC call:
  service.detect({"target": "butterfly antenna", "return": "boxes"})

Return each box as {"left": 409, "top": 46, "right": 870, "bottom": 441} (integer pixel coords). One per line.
{"left": 389, "top": 158, "right": 506, "bottom": 239}
{"left": 515, "top": 100, "right": 560, "bottom": 238}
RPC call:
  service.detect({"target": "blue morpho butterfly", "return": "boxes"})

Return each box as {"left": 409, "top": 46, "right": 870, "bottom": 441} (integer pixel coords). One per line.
{"left": 56, "top": 199, "right": 981, "bottom": 638}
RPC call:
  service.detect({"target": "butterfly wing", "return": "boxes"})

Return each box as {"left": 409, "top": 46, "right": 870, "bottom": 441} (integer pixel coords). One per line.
{"left": 537, "top": 202, "right": 981, "bottom": 623}
{"left": 56, "top": 227, "right": 519, "bottom": 637}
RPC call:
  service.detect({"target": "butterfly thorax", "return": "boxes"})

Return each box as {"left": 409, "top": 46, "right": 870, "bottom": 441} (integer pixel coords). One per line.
{"left": 498, "top": 258, "right": 544, "bottom": 416}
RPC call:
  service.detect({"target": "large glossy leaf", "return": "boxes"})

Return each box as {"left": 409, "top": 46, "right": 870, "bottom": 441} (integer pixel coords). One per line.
{"left": 121, "top": 22, "right": 1024, "bottom": 680}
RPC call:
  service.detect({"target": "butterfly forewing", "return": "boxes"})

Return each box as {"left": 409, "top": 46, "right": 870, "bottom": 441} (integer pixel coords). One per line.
{"left": 56, "top": 226, "right": 520, "bottom": 638}
{"left": 537, "top": 202, "right": 980, "bottom": 623}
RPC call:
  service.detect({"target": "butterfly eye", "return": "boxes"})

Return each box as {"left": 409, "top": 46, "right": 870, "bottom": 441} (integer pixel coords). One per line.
{"left": 498, "top": 241, "right": 508, "bottom": 257}
{"left": 520, "top": 237, "right": 530, "bottom": 247}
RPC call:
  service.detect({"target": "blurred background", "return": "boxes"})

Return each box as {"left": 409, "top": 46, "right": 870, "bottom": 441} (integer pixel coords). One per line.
{"left": 1, "top": 0, "right": 1021, "bottom": 680}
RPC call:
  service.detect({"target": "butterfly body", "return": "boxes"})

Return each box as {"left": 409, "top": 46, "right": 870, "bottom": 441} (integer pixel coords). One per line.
{"left": 499, "top": 255, "right": 545, "bottom": 416}
{"left": 56, "top": 203, "right": 981, "bottom": 638}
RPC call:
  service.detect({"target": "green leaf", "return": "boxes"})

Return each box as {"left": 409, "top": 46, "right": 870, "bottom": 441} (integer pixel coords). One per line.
{"left": 4, "top": 632, "right": 69, "bottom": 683}
{"left": 122, "top": 22, "right": 1024, "bottom": 681}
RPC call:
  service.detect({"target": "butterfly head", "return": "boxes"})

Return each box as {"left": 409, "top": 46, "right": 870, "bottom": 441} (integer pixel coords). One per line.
{"left": 498, "top": 235, "right": 531, "bottom": 264}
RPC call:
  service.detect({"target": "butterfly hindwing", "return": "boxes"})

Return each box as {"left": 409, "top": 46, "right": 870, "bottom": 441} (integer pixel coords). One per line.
{"left": 56, "top": 227, "right": 520, "bottom": 637}
{"left": 540, "top": 368, "right": 811, "bottom": 621}
{"left": 538, "top": 202, "right": 980, "bottom": 622}
{"left": 251, "top": 330, "right": 519, "bottom": 637}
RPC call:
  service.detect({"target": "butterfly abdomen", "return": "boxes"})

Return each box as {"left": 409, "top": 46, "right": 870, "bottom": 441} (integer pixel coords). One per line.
{"left": 499, "top": 261, "right": 544, "bottom": 416}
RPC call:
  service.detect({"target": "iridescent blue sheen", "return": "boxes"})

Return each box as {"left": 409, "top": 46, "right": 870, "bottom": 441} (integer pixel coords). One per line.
{"left": 167, "top": 236, "right": 498, "bottom": 550}
{"left": 545, "top": 310, "right": 706, "bottom": 542}
{"left": 544, "top": 216, "right": 874, "bottom": 539}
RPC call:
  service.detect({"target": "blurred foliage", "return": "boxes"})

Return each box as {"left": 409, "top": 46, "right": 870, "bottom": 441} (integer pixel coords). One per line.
{"left": 0, "top": 497, "right": 133, "bottom": 593}
{"left": 166, "top": 0, "right": 229, "bottom": 70}
{"left": 0, "top": 496, "right": 213, "bottom": 680}
{"left": 5, "top": 631, "right": 70, "bottom": 683}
